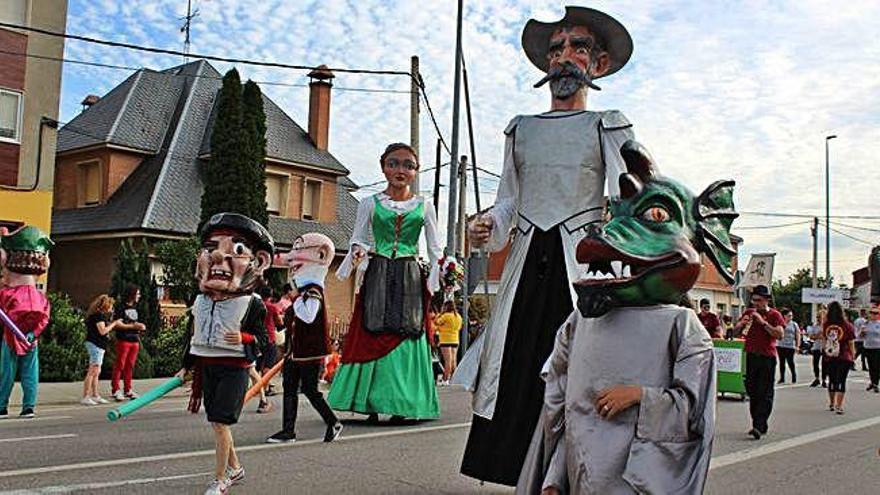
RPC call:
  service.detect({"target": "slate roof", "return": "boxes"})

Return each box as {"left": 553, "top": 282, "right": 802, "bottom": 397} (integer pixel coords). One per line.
{"left": 199, "top": 89, "right": 348, "bottom": 173}
{"left": 52, "top": 59, "right": 356, "bottom": 250}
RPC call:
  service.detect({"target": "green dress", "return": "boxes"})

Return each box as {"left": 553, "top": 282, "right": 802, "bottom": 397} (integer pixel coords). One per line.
{"left": 327, "top": 196, "right": 440, "bottom": 419}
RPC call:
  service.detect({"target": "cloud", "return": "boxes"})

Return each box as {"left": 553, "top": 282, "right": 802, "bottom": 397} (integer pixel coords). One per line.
{"left": 59, "top": 0, "right": 880, "bottom": 285}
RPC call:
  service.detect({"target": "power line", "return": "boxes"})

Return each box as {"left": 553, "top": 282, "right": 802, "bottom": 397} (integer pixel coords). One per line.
{"left": 0, "top": 21, "right": 410, "bottom": 77}
{"left": 828, "top": 220, "right": 880, "bottom": 234}
{"left": 734, "top": 220, "right": 811, "bottom": 231}
{"left": 356, "top": 162, "right": 451, "bottom": 190}
{"left": 0, "top": 48, "right": 411, "bottom": 95}
{"left": 740, "top": 211, "right": 880, "bottom": 220}
{"left": 819, "top": 222, "right": 875, "bottom": 246}
{"left": 0, "top": 21, "right": 450, "bottom": 151}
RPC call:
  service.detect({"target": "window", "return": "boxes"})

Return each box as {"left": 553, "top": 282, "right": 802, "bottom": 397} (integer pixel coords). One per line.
{"left": 265, "top": 174, "right": 286, "bottom": 216}
{"left": 80, "top": 161, "right": 102, "bottom": 206}
{"left": 302, "top": 179, "right": 322, "bottom": 220}
{"left": 0, "top": 90, "right": 22, "bottom": 143}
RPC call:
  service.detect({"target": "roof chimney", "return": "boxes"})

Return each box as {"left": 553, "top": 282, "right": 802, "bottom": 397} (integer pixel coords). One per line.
{"left": 80, "top": 94, "right": 100, "bottom": 112}
{"left": 307, "top": 65, "right": 334, "bottom": 151}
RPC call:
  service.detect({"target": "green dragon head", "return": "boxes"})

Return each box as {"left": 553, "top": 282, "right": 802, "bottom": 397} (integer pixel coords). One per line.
{"left": 0, "top": 226, "right": 54, "bottom": 275}
{"left": 575, "top": 140, "right": 738, "bottom": 317}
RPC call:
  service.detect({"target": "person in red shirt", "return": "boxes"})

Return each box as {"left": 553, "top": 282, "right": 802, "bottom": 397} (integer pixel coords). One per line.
{"left": 697, "top": 299, "right": 722, "bottom": 339}
{"left": 734, "top": 285, "right": 784, "bottom": 440}
{"left": 822, "top": 301, "right": 856, "bottom": 414}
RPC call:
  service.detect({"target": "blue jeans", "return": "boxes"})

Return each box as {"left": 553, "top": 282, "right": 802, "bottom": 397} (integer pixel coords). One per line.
{"left": 0, "top": 338, "right": 40, "bottom": 410}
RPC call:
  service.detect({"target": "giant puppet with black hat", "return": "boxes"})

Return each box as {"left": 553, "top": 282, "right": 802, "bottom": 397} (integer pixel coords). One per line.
{"left": 176, "top": 212, "right": 272, "bottom": 493}
{"left": 457, "top": 6, "right": 639, "bottom": 485}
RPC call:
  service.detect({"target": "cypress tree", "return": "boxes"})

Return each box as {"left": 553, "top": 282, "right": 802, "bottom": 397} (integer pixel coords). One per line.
{"left": 199, "top": 70, "right": 270, "bottom": 229}
{"left": 242, "top": 79, "right": 268, "bottom": 226}
{"left": 200, "top": 68, "right": 247, "bottom": 228}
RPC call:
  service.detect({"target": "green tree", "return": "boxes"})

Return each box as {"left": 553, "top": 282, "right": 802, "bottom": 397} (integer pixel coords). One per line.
{"left": 38, "top": 293, "right": 87, "bottom": 382}
{"left": 242, "top": 79, "right": 268, "bottom": 226}
{"left": 154, "top": 236, "right": 201, "bottom": 305}
{"left": 200, "top": 70, "right": 269, "bottom": 228}
{"left": 771, "top": 267, "right": 828, "bottom": 325}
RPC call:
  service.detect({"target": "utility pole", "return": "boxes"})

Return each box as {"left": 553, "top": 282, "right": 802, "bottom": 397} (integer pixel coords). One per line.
{"left": 445, "top": 0, "right": 464, "bottom": 253}
{"left": 433, "top": 139, "right": 442, "bottom": 211}
{"left": 410, "top": 56, "right": 420, "bottom": 193}
{"left": 458, "top": 155, "right": 469, "bottom": 353}
{"left": 825, "top": 134, "right": 837, "bottom": 287}
{"left": 812, "top": 216, "right": 819, "bottom": 324}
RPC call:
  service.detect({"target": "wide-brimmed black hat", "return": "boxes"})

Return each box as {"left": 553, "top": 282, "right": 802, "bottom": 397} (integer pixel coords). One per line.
{"left": 201, "top": 212, "right": 275, "bottom": 256}
{"left": 522, "top": 6, "right": 633, "bottom": 76}
{"left": 751, "top": 285, "right": 772, "bottom": 299}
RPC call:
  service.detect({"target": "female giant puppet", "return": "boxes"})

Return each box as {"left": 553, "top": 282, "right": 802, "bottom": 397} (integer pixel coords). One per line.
{"left": 457, "top": 6, "right": 636, "bottom": 485}
{"left": 517, "top": 140, "right": 735, "bottom": 494}
{"left": 328, "top": 143, "right": 441, "bottom": 422}
{"left": 0, "top": 226, "right": 53, "bottom": 418}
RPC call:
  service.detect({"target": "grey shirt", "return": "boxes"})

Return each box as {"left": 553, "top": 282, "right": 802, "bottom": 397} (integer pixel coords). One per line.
{"left": 778, "top": 321, "right": 800, "bottom": 349}
{"left": 517, "top": 306, "right": 715, "bottom": 494}
{"left": 862, "top": 321, "right": 880, "bottom": 349}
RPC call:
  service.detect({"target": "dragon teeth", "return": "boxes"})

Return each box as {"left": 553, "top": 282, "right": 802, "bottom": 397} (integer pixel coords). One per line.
{"left": 623, "top": 265, "right": 632, "bottom": 278}
{"left": 611, "top": 261, "right": 623, "bottom": 277}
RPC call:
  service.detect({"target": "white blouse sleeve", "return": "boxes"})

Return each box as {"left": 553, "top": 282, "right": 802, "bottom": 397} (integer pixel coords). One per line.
{"left": 485, "top": 129, "right": 519, "bottom": 253}
{"left": 423, "top": 197, "right": 443, "bottom": 293}
{"left": 336, "top": 196, "right": 374, "bottom": 280}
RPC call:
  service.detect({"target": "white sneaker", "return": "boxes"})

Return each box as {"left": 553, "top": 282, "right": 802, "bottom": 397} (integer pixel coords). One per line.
{"left": 126, "top": 390, "right": 140, "bottom": 400}
{"left": 113, "top": 390, "right": 125, "bottom": 401}
{"left": 225, "top": 466, "right": 245, "bottom": 485}
{"left": 204, "top": 478, "right": 230, "bottom": 495}
{"left": 92, "top": 396, "right": 110, "bottom": 404}
{"left": 80, "top": 397, "right": 97, "bottom": 406}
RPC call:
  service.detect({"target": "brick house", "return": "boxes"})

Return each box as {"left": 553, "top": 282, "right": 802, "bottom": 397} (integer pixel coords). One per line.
{"left": 48, "top": 59, "right": 359, "bottom": 325}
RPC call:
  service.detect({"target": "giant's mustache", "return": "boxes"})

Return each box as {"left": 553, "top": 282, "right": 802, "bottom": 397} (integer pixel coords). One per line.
{"left": 533, "top": 61, "right": 601, "bottom": 91}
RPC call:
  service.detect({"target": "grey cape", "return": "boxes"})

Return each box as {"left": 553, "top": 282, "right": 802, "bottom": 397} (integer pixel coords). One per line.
{"left": 516, "top": 305, "right": 716, "bottom": 494}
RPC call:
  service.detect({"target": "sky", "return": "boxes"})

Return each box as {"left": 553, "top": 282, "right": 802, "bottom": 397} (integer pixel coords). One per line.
{"left": 58, "top": 0, "right": 880, "bottom": 287}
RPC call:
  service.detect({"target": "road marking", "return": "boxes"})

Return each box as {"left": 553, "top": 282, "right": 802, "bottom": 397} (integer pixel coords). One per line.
{"left": 0, "top": 434, "right": 77, "bottom": 444}
{"left": 0, "top": 416, "right": 73, "bottom": 425}
{"left": 0, "top": 471, "right": 211, "bottom": 494}
{"left": 0, "top": 421, "right": 472, "bottom": 479}
{"left": 710, "top": 414, "right": 880, "bottom": 470}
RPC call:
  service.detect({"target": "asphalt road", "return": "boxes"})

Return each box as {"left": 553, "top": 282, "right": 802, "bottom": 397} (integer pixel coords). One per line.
{"left": 0, "top": 355, "right": 878, "bottom": 494}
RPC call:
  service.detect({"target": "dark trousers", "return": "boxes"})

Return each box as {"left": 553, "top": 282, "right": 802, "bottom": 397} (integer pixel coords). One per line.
{"left": 282, "top": 360, "right": 337, "bottom": 433}
{"left": 777, "top": 347, "right": 796, "bottom": 382}
{"left": 811, "top": 350, "right": 827, "bottom": 381}
{"left": 745, "top": 352, "right": 776, "bottom": 433}
{"left": 854, "top": 342, "right": 867, "bottom": 369}
{"left": 865, "top": 348, "right": 880, "bottom": 386}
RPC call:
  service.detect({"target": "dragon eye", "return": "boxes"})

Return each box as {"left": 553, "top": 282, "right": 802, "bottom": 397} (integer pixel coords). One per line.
{"left": 233, "top": 242, "right": 248, "bottom": 256}
{"left": 641, "top": 206, "right": 670, "bottom": 223}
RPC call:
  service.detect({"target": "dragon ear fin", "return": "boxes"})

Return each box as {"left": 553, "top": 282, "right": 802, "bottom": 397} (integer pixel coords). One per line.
{"left": 619, "top": 140, "right": 656, "bottom": 183}
{"left": 694, "top": 179, "right": 739, "bottom": 284}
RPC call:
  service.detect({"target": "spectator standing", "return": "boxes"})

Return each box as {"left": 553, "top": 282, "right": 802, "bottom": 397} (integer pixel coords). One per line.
{"left": 434, "top": 301, "right": 463, "bottom": 385}
{"left": 862, "top": 305, "right": 880, "bottom": 392}
{"left": 734, "top": 285, "right": 784, "bottom": 440}
{"left": 256, "top": 286, "right": 282, "bottom": 402}
{"left": 722, "top": 315, "right": 734, "bottom": 340}
{"left": 82, "top": 295, "right": 121, "bottom": 405}
{"left": 822, "top": 301, "right": 856, "bottom": 414}
{"left": 777, "top": 309, "right": 800, "bottom": 384}
{"left": 697, "top": 299, "right": 722, "bottom": 339}
{"left": 853, "top": 308, "right": 869, "bottom": 371}
{"left": 808, "top": 309, "right": 828, "bottom": 387}
{"left": 277, "top": 283, "right": 295, "bottom": 314}
{"left": 111, "top": 284, "right": 145, "bottom": 401}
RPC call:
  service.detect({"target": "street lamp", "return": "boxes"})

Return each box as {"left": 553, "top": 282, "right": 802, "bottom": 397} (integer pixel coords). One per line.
{"left": 825, "top": 134, "right": 837, "bottom": 287}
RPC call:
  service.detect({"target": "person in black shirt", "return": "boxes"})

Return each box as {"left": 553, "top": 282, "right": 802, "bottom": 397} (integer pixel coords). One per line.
{"left": 111, "top": 284, "right": 146, "bottom": 401}
{"left": 82, "top": 294, "right": 121, "bottom": 405}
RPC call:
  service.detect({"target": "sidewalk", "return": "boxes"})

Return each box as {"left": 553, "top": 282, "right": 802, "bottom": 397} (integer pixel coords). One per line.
{"left": 4, "top": 378, "right": 191, "bottom": 408}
